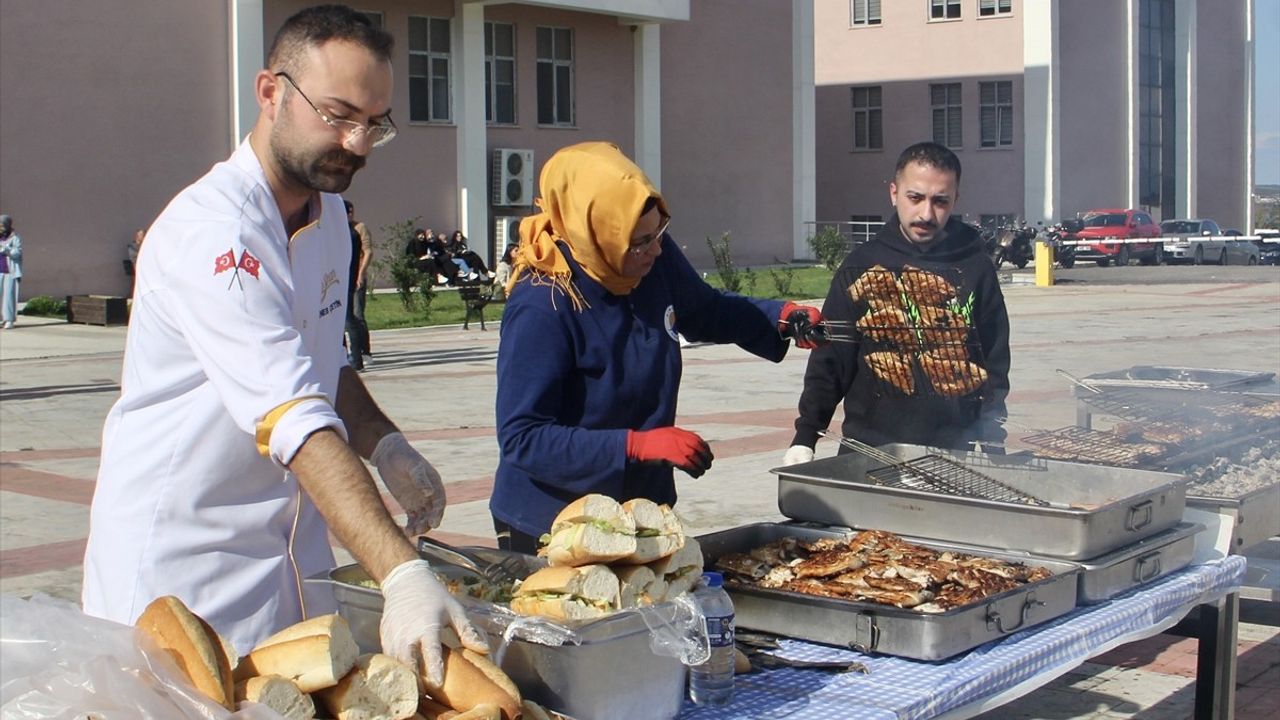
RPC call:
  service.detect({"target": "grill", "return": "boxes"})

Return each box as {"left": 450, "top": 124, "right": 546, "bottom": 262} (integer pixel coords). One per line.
{"left": 1080, "top": 387, "right": 1280, "bottom": 426}
{"left": 1020, "top": 427, "right": 1170, "bottom": 467}
{"left": 867, "top": 454, "right": 1050, "bottom": 506}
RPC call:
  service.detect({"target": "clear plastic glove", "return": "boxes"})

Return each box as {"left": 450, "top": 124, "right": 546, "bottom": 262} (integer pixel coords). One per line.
{"left": 782, "top": 444, "right": 814, "bottom": 466}
{"left": 371, "top": 432, "right": 446, "bottom": 535}
{"left": 379, "top": 559, "right": 489, "bottom": 686}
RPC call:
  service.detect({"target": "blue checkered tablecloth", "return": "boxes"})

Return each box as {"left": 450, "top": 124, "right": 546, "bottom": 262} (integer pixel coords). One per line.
{"left": 677, "top": 556, "right": 1246, "bottom": 720}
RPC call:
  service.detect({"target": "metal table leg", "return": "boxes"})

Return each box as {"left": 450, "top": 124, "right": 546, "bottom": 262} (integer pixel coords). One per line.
{"left": 1194, "top": 592, "right": 1239, "bottom": 720}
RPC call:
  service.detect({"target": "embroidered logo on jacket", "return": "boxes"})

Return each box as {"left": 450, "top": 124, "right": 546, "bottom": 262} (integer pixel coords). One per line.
{"left": 214, "top": 249, "right": 261, "bottom": 289}
{"left": 664, "top": 305, "right": 679, "bottom": 342}
{"left": 320, "top": 270, "right": 339, "bottom": 302}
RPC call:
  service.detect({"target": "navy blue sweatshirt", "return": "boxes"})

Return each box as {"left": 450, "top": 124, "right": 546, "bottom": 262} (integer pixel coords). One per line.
{"left": 492, "top": 236, "right": 788, "bottom": 537}
{"left": 792, "top": 215, "right": 1011, "bottom": 450}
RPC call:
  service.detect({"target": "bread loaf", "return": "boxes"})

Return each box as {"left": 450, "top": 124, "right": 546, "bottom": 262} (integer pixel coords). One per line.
{"left": 234, "top": 674, "right": 316, "bottom": 720}
{"left": 234, "top": 614, "right": 359, "bottom": 693}
{"left": 135, "top": 595, "right": 235, "bottom": 710}
{"left": 420, "top": 646, "right": 521, "bottom": 720}
{"left": 315, "top": 653, "right": 419, "bottom": 720}
{"left": 617, "top": 499, "right": 684, "bottom": 565}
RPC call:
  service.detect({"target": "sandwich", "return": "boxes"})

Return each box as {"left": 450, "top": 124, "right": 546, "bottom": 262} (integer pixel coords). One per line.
{"left": 647, "top": 537, "right": 704, "bottom": 599}
{"left": 419, "top": 646, "right": 522, "bottom": 720}
{"left": 615, "top": 565, "right": 668, "bottom": 609}
{"left": 509, "top": 564, "right": 620, "bottom": 621}
{"left": 135, "top": 595, "right": 235, "bottom": 710}
{"left": 539, "top": 494, "right": 636, "bottom": 567}
{"left": 617, "top": 498, "right": 684, "bottom": 565}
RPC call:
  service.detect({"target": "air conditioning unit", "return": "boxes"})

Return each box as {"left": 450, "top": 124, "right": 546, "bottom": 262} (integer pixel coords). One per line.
{"left": 492, "top": 148, "right": 534, "bottom": 207}
{"left": 494, "top": 214, "right": 525, "bottom": 248}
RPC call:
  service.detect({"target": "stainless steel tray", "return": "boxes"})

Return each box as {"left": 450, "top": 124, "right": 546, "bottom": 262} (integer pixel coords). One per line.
{"left": 1079, "top": 366, "right": 1275, "bottom": 391}
{"left": 1074, "top": 522, "right": 1203, "bottom": 604}
{"left": 697, "top": 522, "right": 1080, "bottom": 661}
{"left": 308, "top": 551, "right": 687, "bottom": 720}
{"left": 773, "top": 444, "right": 1187, "bottom": 560}
{"left": 1186, "top": 482, "right": 1280, "bottom": 554}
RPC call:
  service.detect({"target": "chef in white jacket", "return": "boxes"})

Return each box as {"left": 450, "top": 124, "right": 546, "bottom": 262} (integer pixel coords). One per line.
{"left": 82, "top": 5, "right": 485, "bottom": 686}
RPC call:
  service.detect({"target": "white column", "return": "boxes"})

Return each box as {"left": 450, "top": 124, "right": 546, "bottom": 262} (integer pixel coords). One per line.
{"left": 792, "top": 0, "right": 815, "bottom": 260}
{"left": 455, "top": 1, "right": 491, "bottom": 265}
{"left": 633, "top": 23, "right": 662, "bottom": 188}
{"left": 1174, "top": 0, "right": 1196, "bottom": 218}
{"left": 229, "top": 0, "right": 264, "bottom": 149}
{"left": 1126, "top": 0, "right": 1139, "bottom": 208}
{"left": 1245, "top": 0, "right": 1255, "bottom": 232}
{"left": 1022, "top": 0, "right": 1059, "bottom": 224}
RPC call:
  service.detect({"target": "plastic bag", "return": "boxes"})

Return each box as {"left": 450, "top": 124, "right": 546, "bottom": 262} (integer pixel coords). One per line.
{"left": 0, "top": 594, "right": 279, "bottom": 720}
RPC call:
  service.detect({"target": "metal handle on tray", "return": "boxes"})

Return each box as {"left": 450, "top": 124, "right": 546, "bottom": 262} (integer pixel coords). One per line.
{"left": 1133, "top": 551, "right": 1163, "bottom": 583}
{"left": 986, "top": 593, "right": 1045, "bottom": 634}
{"left": 850, "top": 614, "right": 880, "bottom": 653}
{"left": 1124, "top": 500, "right": 1154, "bottom": 532}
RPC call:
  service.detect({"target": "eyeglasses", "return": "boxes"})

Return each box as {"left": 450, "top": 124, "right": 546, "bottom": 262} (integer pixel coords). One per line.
{"left": 627, "top": 214, "right": 671, "bottom": 255}
{"left": 275, "top": 72, "right": 397, "bottom": 149}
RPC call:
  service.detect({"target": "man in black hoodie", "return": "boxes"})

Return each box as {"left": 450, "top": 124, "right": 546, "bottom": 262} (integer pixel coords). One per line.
{"left": 784, "top": 142, "right": 1009, "bottom": 464}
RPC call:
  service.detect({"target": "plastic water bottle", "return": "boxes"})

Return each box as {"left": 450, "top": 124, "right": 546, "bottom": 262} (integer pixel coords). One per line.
{"left": 689, "top": 571, "right": 735, "bottom": 706}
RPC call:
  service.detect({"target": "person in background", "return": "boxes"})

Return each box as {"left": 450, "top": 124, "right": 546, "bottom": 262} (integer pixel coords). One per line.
{"left": 81, "top": 5, "right": 483, "bottom": 685}
{"left": 344, "top": 200, "right": 372, "bottom": 369}
{"left": 446, "top": 230, "right": 492, "bottom": 281}
{"left": 491, "top": 242, "right": 517, "bottom": 300}
{"left": 491, "top": 141, "right": 827, "bottom": 551}
{"left": 0, "top": 214, "right": 22, "bottom": 329}
{"left": 406, "top": 227, "right": 461, "bottom": 285}
{"left": 783, "top": 141, "right": 1010, "bottom": 466}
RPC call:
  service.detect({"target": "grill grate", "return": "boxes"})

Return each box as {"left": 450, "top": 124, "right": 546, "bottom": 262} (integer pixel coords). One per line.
{"left": 1081, "top": 388, "right": 1280, "bottom": 426}
{"left": 1021, "top": 427, "right": 1170, "bottom": 467}
{"left": 867, "top": 454, "right": 1050, "bottom": 506}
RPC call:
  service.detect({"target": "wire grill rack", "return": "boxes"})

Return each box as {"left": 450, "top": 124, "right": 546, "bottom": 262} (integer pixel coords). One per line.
{"left": 1021, "top": 427, "right": 1171, "bottom": 467}
{"left": 1080, "top": 388, "right": 1280, "bottom": 426}
{"left": 866, "top": 454, "right": 1050, "bottom": 506}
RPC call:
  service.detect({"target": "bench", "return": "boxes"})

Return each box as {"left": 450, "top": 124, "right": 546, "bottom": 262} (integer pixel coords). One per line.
{"left": 456, "top": 281, "right": 496, "bottom": 330}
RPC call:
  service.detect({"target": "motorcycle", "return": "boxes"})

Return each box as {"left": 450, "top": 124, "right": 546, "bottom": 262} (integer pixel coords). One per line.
{"left": 1044, "top": 218, "right": 1083, "bottom": 269}
{"left": 990, "top": 220, "right": 1036, "bottom": 269}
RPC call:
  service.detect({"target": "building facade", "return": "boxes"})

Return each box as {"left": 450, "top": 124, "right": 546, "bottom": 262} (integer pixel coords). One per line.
{"left": 1, "top": 0, "right": 814, "bottom": 300}
{"left": 813, "top": 0, "right": 1254, "bottom": 232}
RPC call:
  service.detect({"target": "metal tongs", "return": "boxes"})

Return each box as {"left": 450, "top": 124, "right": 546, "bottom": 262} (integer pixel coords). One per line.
{"left": 416, "top": 536, "right": 528, "bottom": 584}
{"left": 736, "top": 631, "right": 869, "bottom": 674}
{"left": 780, "top": 309, "right": 856, "bottom": 346}
{"left": 813, "top": 319, "right": 858, "bottom": 344}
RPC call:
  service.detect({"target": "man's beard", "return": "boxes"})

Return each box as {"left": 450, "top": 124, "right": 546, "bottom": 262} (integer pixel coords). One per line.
{"left": 270, "top": 123, "right": 366, "bottom": 193}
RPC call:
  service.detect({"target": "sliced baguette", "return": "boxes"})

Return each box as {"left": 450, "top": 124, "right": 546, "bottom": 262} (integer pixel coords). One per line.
{"left": 135, "top": 595, "right": 235, "bottom": 710}
{"left": 315, "top": 653, "right": 419, "bottom": 720}
{"left": 234, "top": 614, "right": 359, "bottom": 693}
{"left": 615, "top": 565, "right": 667, "bottom": 609}
{"left": 617, "top": 499, "right": 684, "bottom": 565}
{"left": 647, "top": 537, "right": 703, "bottom": 601}
{"left": 420, "top": 646, "right": 521, "bottom": 720}
{"left": 234, "top": 674, "right": 316, "bottom": 720}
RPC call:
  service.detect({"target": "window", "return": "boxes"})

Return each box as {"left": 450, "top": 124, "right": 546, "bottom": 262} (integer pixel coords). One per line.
{"left": 536, "top": 26, "right": 574, "bottom": 126}
{"left": 978, "top": 0, "right": 1011, "bottom": 16}
{"left": 409, "top": 16, "right": 451, "bottom": 123}
{"left": 485, "top": 22, "right": 516, "bottom": 124}
{"left": 851, "top": 0, "right": 882, "bottom": 26}
{"left": 930, "top": 83, "right": 962, "bottom": 148}
{"left": 356, "top": 10, "right": 384, "bottom": 28}
{"left": 930, "top": 0, "right": 961, "bottom": 19}
{"left": 1139, "top": 0, "right": 1175, "bottom": 214}
{"left": 979, "top": 81, "right": 1013, "bottom": 147}
{"left": 851, "top": 86, "right": 882, "bottom": 150}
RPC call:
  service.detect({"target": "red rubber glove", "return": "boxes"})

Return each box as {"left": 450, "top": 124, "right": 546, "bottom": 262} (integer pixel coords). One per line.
{"left": 779, "top": 302, "right": 828, "bottom": 349}
{"left": 626, "top": 427, "right": 714, "bottom": 478}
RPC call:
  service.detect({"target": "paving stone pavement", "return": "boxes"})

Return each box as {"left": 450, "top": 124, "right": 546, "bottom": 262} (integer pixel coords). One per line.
{"left": 1, "top": 273, "right": 1278, "bottom": 718}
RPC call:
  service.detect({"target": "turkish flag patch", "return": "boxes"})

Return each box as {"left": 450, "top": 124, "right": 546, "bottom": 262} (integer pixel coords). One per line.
{"left": 237, "top": 251, "right": 261, "bottom": 278}
{"left": 213, "top": 249, "right": 236, "bottom": 275}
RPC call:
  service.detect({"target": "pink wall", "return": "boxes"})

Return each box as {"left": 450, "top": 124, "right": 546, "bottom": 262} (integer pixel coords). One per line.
{"left": 660, "top": 0, "right": 795, "bottom": 267}
{"left": 0, "top": 0, "right": 231, "bottom": 299}
{"left": 1194, "top": 0, "right": 1249, "bottom": 229}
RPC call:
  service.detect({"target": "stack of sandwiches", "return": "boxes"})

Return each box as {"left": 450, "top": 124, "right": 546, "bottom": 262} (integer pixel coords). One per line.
{"left": 509, "top": 495, "right": 704, "bottom": 621}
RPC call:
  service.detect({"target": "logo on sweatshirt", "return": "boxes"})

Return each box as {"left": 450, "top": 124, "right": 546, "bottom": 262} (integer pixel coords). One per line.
{"left": 664, "top": 305, "right": 679, "bottom": 342}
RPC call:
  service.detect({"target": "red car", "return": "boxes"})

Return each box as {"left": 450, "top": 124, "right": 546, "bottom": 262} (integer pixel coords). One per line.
{"left": 1063, "top": 209, "right": 1164, "bottom": 267}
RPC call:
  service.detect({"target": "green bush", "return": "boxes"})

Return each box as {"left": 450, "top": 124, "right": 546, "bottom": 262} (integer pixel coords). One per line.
{"left": 767, "top": 260, "right": 796, "bottom": 296}
{"left": 21, "top": 295, "right": 67, "bottom": 317}
{"left": 807, "top": 226, "right": 848, "bottom": 271}
{"left": 706, "top": 232, "right": 744, "bottom": 293}
{"left": 377, "top": 218, "right": 426, "bottom": 311}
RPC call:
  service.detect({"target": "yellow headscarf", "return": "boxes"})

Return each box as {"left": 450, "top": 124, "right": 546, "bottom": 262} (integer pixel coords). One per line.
{"left": 506, "top": 142, "right": 668, "bottom": 309}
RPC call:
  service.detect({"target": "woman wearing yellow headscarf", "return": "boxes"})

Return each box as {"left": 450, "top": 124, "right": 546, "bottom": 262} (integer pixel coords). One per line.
{"left": 490, "top": 142, "right": 825, "bottom": 551}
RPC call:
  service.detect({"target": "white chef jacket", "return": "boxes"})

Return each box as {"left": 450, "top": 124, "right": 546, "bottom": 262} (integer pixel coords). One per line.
{"left": 83, "top": 140, "right": 354, "bottom": 654}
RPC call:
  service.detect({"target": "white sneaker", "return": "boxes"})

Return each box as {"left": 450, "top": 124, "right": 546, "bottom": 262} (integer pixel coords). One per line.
{"left": 2, "top": 321, "right": 12, "bottom": 329}
{"left": 436, "top": 274, "right": 449, "bottom": 284}
{"left": 361, "top": 353, "right": 373, "bottom": 366}
{"left": 468, "top": 271, "right": 479, "bottom": 281}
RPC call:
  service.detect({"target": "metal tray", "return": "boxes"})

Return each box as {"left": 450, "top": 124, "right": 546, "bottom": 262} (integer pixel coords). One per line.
{"left": 1079, "top": 366, "right": 1275, "bottom": 391}
{"left": 308, "top": 552, "right": 687, "bottom": 720}
{"left": 697, "top": 522, "right": 1080, "bottom": 661}
{"left": 1185, "top": 482, "right": 1280, "bottom": 555}
{"left": 1074, "top": 522, "right": 1203, "bottom": 604}
{"left": 773, "top": 444, "right": 1187, "bottom": 560}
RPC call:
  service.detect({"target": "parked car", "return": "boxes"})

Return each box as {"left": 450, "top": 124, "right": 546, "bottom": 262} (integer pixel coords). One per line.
{"left": 1256, "top": 230, "right": 1280, "bottom": 266}
{"left": 1063, "top": 209, "right": 1163, "bottom": 267}
{"left": 1220, "top": 229, "right": 1260, "bottom": 265}
{"left": 1159, "top": 218, "right": 1228, "bottom": 265}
